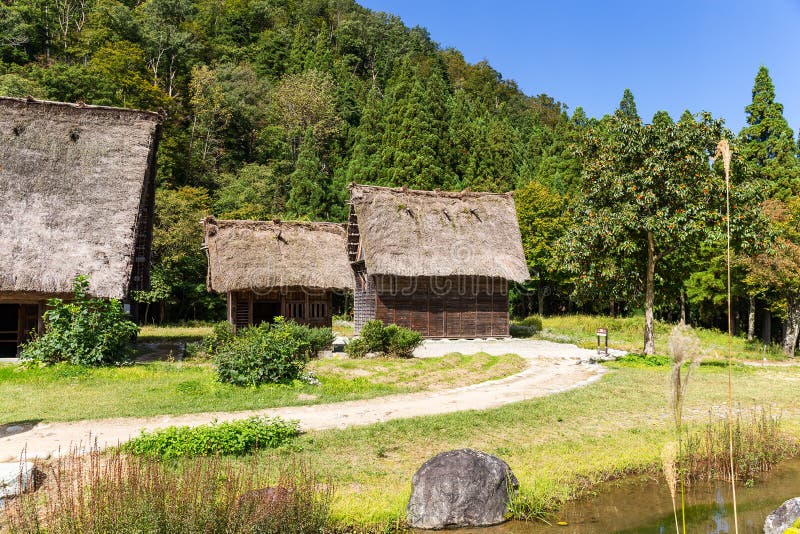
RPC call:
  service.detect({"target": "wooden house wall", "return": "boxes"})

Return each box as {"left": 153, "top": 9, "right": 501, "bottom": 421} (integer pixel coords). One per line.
{"left": 353, "top": 262, "right": 376, "bottom": 333}
{"left": 367, "top": 276, "right": 509, "bottom": 338}
{"left": 227, "top": 289, "right": 334, "bottom": 332}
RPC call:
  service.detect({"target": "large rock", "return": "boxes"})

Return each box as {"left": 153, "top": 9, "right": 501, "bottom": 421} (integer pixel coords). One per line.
{"left": 407, "top": 449, "right": 517, "bottom": 529}
{"left": 765, "top": 497, "right": 800, "bottom": 534}
{"left": 0, "top": 462, "right": 35, "bottom": 499}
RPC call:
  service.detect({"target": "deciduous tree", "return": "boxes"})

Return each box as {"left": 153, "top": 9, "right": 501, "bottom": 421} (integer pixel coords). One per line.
{"left": 560, "top": 96, "right": 726, "bottom": 354}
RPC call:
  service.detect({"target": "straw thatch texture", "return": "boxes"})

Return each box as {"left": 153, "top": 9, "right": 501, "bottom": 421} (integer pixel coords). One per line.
{"left": 349, "top": 184, "right": 529, "bottom": 283}
{"left": 204, "top": 218, "right": 354, "bottom": 292}
{"left": 0, "top": 97, "right": 162, "bottom": 299}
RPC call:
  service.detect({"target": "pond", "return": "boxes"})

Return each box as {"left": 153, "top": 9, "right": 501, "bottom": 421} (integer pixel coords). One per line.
{"left": 456, "top": 457, "right": 800, "bottom": 533}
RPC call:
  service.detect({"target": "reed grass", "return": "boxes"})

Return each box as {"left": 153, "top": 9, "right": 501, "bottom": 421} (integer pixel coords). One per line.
{"left": 681, "top": 408, "right": 797, "bottom": 484}
{"left": 2, "top": 449, "right": 332, "bottom": 534}
{"left": 661, "top": 441, "right": 680, "bottom": 534}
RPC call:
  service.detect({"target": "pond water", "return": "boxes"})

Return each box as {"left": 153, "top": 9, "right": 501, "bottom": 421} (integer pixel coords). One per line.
{"left": 452, "top": 457, "right": 800, "bottom": 534}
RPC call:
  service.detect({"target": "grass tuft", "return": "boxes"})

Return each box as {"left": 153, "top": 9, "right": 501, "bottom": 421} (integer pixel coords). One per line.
{"left": 3, "top": 448, "right": 331, "bottom": 534}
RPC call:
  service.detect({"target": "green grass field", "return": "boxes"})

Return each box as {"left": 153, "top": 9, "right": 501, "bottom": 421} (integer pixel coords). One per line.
{"left": 272, "top": 361, "right": 800, "bottom": 529}
{"left": 0, "top": 352, "right": 525, "bottom": 424}
{"left": 529, "top": 314, "right": 787, "bottom": 361}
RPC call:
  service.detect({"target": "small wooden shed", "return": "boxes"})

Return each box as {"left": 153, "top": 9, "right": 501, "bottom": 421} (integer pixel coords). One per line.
{"left": 348, "top": 184, "right": 529, "bottom": 338}
{"left": 0, "top": 97, "right": 162, "bottom": 356}
{"left": 203, "top": 218, "right": 354, "bottom": 331}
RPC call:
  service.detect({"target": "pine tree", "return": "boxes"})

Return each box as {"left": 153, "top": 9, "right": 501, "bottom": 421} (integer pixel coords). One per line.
{"left": 380, "top": 59, "right": 455, "bottom": 190}
{"left": 346, "top": 84, "right": 386, "bottom": 185}
{"left": 304, "top": 22, "right": 334, "bottom": 73}
{"left": 286, "top": 129, "right": 327, "bottom": 219}
{"left": 618, "top": 88, "right": 640, "bottom": 122}
{"left": 287, "top": 25, "right": 311, "bottom": 74}
{"left": 740, "top": 66, "right": 800, "bottom": 199}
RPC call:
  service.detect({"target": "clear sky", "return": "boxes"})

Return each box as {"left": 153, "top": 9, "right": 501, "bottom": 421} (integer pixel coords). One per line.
{"left": 358, "top": 0, "right": 800, "bottom": 133}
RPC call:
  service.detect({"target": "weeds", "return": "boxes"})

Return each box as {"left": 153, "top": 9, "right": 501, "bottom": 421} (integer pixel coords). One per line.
{"left": 2, "top": 448, "right": 331, "bottom": 534}
{"left": 120, "top": 416, "right": 300, "bottom": 459}
{"left": 668, "top": 325, "right": 703, "bottom": 430}
{"left": 681, "top": 408, "right": 797, "bottom": 484}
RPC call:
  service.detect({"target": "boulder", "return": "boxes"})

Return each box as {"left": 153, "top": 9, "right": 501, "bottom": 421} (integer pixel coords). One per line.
{"left": 0, "top": 462, "right": 35, "bottom": 499}
{"left": 407, "top": 449, "right": 517, "bottom": 529}
{"left": 765, "top": 497, "right": 800, "bottom": 534}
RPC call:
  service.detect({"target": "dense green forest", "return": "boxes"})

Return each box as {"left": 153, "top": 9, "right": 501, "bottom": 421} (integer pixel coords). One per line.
{"left": 2, "top": 0, "right": 799, "bottom": 354}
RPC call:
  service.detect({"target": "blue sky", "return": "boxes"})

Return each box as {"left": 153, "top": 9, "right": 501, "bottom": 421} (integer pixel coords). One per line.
{"left": 358, "top": 0, "right": 800, "bottom": 134}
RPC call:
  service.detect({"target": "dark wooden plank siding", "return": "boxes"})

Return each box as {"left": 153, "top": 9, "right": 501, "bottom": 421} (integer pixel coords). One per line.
{"left": 371, "top": 276, "right": 509, "bottom": 338}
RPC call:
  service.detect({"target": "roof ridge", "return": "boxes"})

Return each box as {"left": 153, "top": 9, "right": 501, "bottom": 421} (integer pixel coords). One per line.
{"left": 348, "top": 182, "right": 514, "bottom": 198}
{"left": 0, "top": 96, "right": 163, "bottom": 121}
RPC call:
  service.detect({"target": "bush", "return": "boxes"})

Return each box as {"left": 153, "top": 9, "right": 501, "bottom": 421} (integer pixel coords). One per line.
{"left": 214, "top": 320, "right": 307, "bottom": 386}
{"left": 121, "top": 417, "right": 299, "bottom": 459}
{"left": 358, "top": 319, "right": 388, "bottom": 353}
{"left": 213, "top": 318, "right": 332, "bottom": 386}
{"left": 3, "top": 448, "right": 331, "bottom": 534}
{"left": 20, "top": 275, "right": 139, "bottom": 366}
{"left": 519, "top": 315, "right": 543, "bottom": 331}
{"left": 346, "top": 320, "right": 423, "bottom": 358}
{"left": 203, "top": 321, "right": 235, "bottom": 355}
{"left": 384, "top": 324, "right": 423, "bottom": 358}
{"left": 344, "top": 337, "right": 369, "bottom": 358}
{"left": 280, "top": 321, "right": 334, "bottom": 356}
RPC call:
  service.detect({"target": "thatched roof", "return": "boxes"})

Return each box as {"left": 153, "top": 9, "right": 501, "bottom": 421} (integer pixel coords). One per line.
{"left": 0, "top": 97, "right": 162, "bottom": 299}
{"left": 349, "top": 184, "right": 530, "bottom": 282}
{"left": 204, "top": 218, "right": 354, "bottom": 292}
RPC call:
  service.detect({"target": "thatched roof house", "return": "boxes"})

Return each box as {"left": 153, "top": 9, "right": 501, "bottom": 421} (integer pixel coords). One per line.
{"left": 0, "top": 97, "right": 162, "bottom": 354}
{"left": 348, "top": 184, "right": 529, "bottom": 338}
{"left": 203, "top": 217, "right": 353, "bottom": 329}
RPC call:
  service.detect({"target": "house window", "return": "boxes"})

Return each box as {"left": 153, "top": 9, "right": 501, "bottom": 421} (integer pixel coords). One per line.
{"left": 286, "top": 301, "right": 305, "bottom": 320}
{"left": 309, "top": 301, "right": 327, "bottom": 319}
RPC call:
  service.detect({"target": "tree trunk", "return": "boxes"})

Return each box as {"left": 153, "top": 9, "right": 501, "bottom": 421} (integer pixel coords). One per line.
{"left": 644, "top": 232, "right": 656, "bottom": 355}
{"left": 762, "top": 309, "right": 772, "bottom": 345}
{"left": 747, "top": 295, "right": 756, "bottom": 342}
{"left": 679, "top": 289, "right": 686, "bottom": 326}
{"left": 783, "top": 297, "right": 800, "bottom": 358}
{"left": 537, "top": 280, "right": 545, "bottom": 316}
{"left": 610, "top": 299, "right": 616, "bottom": 318}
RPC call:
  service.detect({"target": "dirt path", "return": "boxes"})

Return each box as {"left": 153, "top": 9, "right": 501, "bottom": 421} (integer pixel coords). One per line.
{"left": 0, "top": 340, "right": 616, "bottom": 462}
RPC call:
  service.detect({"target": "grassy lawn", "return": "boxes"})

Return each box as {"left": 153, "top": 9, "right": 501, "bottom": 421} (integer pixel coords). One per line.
{"left": 527, "top": 314, "right": 787, "bottom": 361}
{"left": 267, "top": 360, "right": 800, "bottom": 530}
{"left": 138, "top": 324, "right": 214, "bottom": 342}
{"left": 0, "top": 353, "right": 525, "bottom": 424}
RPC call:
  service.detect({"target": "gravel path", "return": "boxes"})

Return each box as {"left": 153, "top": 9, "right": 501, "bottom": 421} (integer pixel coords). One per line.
{"left": 0, "top": 340, "right": 618, "bottom": 462}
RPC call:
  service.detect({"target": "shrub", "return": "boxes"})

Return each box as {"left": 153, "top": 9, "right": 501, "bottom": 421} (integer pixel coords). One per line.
{"left": 280, "top": 321, "right": 334, "bottom": 356}
{"left": 121, "top": 417, "right": 299, "bottom": 459}
{"left": 20, "top": 275, "right": 139, "bottom": 366}
{"left": 344, "top": 337, "right": 369, "bottom": 358}
{"left": 203, "top": 321, "right": 235, "bottom": 355}
{"left": 519, "top": 315, "right": 543, "bottom": 331}
{"left": 214, "top": 320, "right": 308, "bottom": 386}
{"left": 212, "top": 318, "right": 332, "bottom": 386}
{"left": 384, "top": 324, "right": 423, "bottom": 358}
{"left": 3, "top": 448, "right": 331, "bottom": 534}
{"left": 346, "top": 320, "right": 423, "bottom": 358}
{"left": 359, "top": 319, "right": 388, "bottom": 353}
{"left": 510, "top": 315, "right": 543, "bottom": 338}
